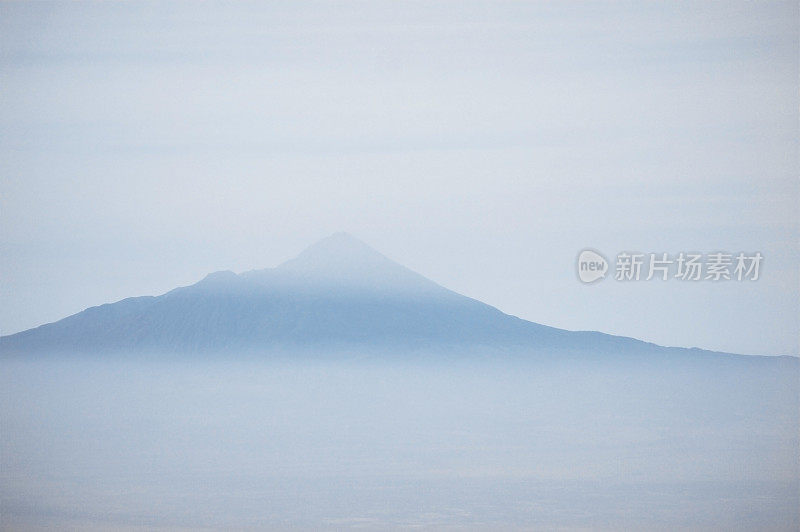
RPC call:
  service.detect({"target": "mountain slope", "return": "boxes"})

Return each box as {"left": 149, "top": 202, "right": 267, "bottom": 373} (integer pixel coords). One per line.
{"left": 0, "top": 233, "right": 787, "bottom": 360}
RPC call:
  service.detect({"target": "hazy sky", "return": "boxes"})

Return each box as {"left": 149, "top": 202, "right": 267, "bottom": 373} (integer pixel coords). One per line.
{"left": 1, "top": 1, "right": 797, "bottom": 355}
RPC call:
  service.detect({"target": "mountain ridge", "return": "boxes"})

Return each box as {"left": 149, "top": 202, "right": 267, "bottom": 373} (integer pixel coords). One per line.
{"left": 0, "top": 233, "right": 792, "bottom": 361}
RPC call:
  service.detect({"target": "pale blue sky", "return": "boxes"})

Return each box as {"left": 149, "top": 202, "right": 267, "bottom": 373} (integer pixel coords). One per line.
{"left": 1, "top": 1, "right": 797, "bottom": 355}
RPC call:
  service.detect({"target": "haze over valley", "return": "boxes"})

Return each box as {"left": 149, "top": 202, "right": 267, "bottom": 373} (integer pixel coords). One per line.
{"left": 2, "top": 234, "right": 797, "bottom": 530}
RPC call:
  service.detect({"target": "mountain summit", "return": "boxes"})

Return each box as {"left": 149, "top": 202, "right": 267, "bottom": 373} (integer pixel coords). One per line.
{"left": 241, "top": 232, "right": 441, "bottom": 296}
{"left": 0, "top": 233, "right": 760, "bottom": 359}
{"left": 278, "top": 232, "right": 390, "bottom": 272}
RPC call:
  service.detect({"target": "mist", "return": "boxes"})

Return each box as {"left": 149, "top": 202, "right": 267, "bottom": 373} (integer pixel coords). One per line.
{"left": 2, "top": 0, "right": 798, "bottom": 356}
{"left": 2, "top": 352, "right": 797, "bottom": 530}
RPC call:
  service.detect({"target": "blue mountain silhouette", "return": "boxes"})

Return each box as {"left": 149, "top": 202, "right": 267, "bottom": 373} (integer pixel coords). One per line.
{"left": 0, "top": 233, "right": 791, "bottom": 362}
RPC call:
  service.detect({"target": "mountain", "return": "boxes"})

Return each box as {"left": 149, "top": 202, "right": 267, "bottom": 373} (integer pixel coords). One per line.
{"left": 0, "top": 233, "right": 792, "bottom": 362}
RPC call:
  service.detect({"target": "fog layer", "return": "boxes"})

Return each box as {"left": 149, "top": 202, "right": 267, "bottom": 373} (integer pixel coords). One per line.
{"left": 2, "top": 353, "right": 797, "bottom": 530}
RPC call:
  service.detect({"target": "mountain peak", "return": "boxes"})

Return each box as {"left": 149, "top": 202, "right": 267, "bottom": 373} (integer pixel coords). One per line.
{"left": 295, "top": 232, "right": 379, "bottom": 259}
{"left": 1, "top": 232, "right": 769, "bottom": 359}
{"left": 278, "top": 232, "right": 388, "bottom": 272}
{"left": 257, "top": 232, "right": 441, "bottom": 295}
